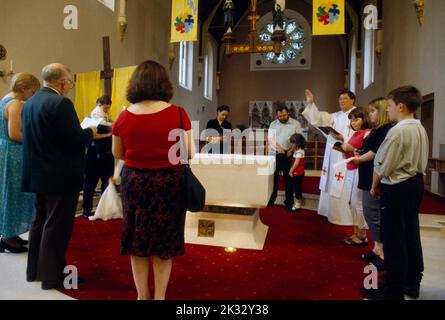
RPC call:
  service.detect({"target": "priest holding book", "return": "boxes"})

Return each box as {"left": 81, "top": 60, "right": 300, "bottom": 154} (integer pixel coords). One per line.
{"left": 302, "top": 89, "right": 356, "bottom": 226}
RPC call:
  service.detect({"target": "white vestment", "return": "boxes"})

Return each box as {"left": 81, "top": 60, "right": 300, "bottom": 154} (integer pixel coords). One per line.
{"left": 302, "top": 103, "right": 355, "bottom": 225}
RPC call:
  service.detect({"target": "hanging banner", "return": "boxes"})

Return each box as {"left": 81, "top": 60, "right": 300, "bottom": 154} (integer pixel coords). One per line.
{"left": 171, "top": 0, "right": 199, "bottom": 43}
{"left": 74, "top": 71, "right": 103, "bottom": 122}
{"left": 313, "top": 0, "right": 345, "bottom": 36}
{"left": 111, "top": 66, "right": 137, "bottom": 120}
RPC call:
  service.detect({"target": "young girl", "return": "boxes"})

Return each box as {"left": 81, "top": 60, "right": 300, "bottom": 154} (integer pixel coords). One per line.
{"left": 352, "top": 98, "right": 393, "bottom": 269}
{"left": 340, "top": 107, "right": 372, "bottom": 245}
{"left": 288, "top": 134, "right": 306, "bottom": 212}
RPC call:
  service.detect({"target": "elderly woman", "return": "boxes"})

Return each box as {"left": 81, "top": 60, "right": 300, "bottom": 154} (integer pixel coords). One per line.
{"left": 112, "top": 60, "right": 194, "bottom": 300}
{"left": 0, "top": 73, "right": 40, "bottom": 253}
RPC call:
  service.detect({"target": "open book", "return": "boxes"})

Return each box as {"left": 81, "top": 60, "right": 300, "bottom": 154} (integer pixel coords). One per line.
{"left": 332, "top": 141, "right": 347, "bottom": 154}
{"left": 317, "top": 126, "right": 341, "bottom": 136}
{"left": 80, "top": 117, "right": 102, "bottom": 129}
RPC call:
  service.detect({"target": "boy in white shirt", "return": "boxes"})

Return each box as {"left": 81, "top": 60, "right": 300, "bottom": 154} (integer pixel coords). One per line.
{"left": 82, "top": 96, "right": 114, "bottom": 218}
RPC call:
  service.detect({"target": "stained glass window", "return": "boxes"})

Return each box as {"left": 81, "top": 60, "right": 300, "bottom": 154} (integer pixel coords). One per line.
{"left": 258, "top": 20, "right": 306, "bottom": 65}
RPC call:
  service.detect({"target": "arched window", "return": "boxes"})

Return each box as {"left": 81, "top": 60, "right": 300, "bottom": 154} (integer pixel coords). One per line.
{"left": 251, "top": 9, "right": 312, "bottom": 71}
{"left": 204, "top": 41, "right": 214, "bottom": 100}
{"left": 349, "top": 34, "right": 357, "bottom": 93}
{"left": 362, "top": 22, "right": 375, "bottom": 88}
{"left": 179, "top": 41, "right": 193, "bottom": 90}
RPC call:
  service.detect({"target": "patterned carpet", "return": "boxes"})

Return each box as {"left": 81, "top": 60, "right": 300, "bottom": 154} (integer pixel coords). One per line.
{"left": 61, "top": 206, "right": 373, "bottom": 300}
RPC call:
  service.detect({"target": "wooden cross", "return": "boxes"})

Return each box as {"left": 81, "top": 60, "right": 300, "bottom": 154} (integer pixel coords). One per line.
{"left": 335, "top": 172, "right": 344, "bottom": 181}
{"left": 101, "top": 36, "right": 113, "bottom": 97}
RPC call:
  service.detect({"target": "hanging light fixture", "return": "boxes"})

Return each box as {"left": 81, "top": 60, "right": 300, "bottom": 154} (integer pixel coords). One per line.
{"left": 222, "top": 0, "right": 287, "bottom": 56}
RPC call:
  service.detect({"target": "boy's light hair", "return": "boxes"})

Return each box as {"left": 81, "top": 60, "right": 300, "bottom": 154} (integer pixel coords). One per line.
{"left": 367, "top": 97, "right": 390, "bottom": 128}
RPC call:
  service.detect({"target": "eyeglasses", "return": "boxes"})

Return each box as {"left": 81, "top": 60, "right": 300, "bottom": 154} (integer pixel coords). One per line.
{"left": 61, "top": 78, "right": 75, "bottom": 89}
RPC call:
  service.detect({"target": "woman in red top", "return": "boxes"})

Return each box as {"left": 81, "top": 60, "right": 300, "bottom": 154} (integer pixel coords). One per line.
{"left": 340, "top": 107, "right": 371, "bottom": 245}
{"left": 112, "top": 61, "right": 194, "bottom": 300}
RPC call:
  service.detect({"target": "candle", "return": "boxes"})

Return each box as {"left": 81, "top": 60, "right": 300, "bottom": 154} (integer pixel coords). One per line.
{"left": 10, "top": 59, "right": 13, "bottom": 72}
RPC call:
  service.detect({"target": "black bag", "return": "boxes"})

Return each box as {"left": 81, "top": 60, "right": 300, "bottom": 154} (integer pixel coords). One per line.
{"left": 178, "top": 107, "right": 206, "bottom": 212}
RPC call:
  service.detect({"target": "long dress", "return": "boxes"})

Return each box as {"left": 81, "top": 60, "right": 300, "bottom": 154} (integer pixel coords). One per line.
{"left": 302, "top": 103, "right": 355, "bottom": 226}
{"left": 0, "top": 97, "right": 35, "bottom": 238}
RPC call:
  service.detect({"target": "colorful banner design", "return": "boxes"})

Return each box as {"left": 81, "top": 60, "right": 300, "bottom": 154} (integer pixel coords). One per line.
{"left": 313, "top": 0, "right": 345, "bottom": 36}
{"left": 171, "top": 0, "right": 199, "bottom": 43}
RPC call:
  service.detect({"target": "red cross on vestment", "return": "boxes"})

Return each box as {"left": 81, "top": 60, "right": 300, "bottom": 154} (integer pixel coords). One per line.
{"left": 335, "top": 172, "right": 344, "bottom": 181}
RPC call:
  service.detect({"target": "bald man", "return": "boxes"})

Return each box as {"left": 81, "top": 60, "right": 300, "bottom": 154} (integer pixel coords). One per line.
{"left": 22, "top": 63, "right": 97, "bottom": 290}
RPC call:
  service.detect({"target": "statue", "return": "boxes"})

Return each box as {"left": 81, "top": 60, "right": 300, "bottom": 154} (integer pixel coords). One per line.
{"left": 273, "top": 3, "right": 285, "bottom": 31}
{"left": 223, "top": 0, "right": 236, "bottom": 34}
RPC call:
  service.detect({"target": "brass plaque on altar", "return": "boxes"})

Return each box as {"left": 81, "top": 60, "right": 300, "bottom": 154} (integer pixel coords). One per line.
{"left": 198, "top": 220, "right": 215, "bottom": 238}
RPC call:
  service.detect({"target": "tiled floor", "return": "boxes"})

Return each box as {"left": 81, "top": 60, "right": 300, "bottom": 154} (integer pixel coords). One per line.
{"left": 0, "top": 233, "right": 71, "bottom": 300}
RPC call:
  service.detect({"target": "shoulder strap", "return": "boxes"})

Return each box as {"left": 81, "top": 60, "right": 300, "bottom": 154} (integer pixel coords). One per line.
{"left": 177, "top": 106, "right": 189, "bottom": 166}
{"left": 1, "top": 97, "right": 19, "bottom": 119}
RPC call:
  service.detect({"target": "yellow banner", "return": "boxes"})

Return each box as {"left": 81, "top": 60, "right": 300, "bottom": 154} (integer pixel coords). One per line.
{"left": 111, "top": 66, "right": 137, "bottom": 120}
{"left": 170, "top": 0, "right": 198, "bottom": 43}
{"left": 313, "top": 0, "right": 345, "bottom": 36}
{"left": 74, "top": 71, "right": 103, "bottom": 122}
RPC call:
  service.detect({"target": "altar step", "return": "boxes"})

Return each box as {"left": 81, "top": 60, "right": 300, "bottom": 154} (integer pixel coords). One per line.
{"left": 419, "top": 215, "right": 445, "bottom": 238}
{"left": 276, "top": 191, "right": 319, "bottom": 211}
{"left": 278, "top": 191, "right": 445, "bottom": 237}
{"left": 77, "top": 190, "right": 444, "bottom": 238}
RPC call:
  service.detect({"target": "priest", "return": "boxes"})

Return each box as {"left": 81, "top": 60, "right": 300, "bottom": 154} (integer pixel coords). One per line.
{"left": 302, "top": 89, "right": 356, "bottom": 225}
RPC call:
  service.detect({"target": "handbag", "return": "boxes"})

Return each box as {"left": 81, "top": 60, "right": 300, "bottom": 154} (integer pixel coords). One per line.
{"left": 178, "top": 107, "right": 206, "bottom": 212}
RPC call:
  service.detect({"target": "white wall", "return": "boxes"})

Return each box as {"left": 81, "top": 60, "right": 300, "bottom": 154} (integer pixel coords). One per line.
{"left": 170, "top": 36, "right": 219, "bottom": 132}
{"left": 0, "top": 0, "right": 167, "bottom": 98}
{"left": 355, "top": 0, "right": 445, "bottom": 195}
{"left": 0, "top": 0, "right": 217, "bottom": 127}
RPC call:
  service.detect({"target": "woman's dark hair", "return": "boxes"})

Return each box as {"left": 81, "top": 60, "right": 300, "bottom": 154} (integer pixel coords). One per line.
{"left": 96, "top": 95, "right": 112, "bottom": 106}
{"left": 348, "top": 106, "right": 372, "bottom": 130}
{"left": 126, "top": 60, "right": 173, "bottom": 103}
{"left": 339, "top": 89, "right": 356, "bottom": 102}
{"left": 290, "top": 133, "right": 306, "bottom": 149}
{"left": 217, "top": 105, "right": 230, "bottom": 113}
{"left": 387, "top": 85, "right": 422, "bottom": 113}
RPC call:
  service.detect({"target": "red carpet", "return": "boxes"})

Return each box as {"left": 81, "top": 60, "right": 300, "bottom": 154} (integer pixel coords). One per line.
{"left": 61, "top": 207, "right": 372, "bottom": 300}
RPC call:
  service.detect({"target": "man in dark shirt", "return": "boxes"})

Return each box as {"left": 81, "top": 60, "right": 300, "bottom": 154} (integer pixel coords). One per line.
{"left": 205, "top": 105, "right": 233, "bottom": 154}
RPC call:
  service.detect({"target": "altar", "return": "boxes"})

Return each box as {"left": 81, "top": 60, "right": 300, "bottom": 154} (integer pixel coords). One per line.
{"left": 185, "top": 153, "right": 275, "bottom": 250}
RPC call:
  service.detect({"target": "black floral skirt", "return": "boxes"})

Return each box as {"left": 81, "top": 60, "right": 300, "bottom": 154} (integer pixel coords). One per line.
{"left": 120, "top": 165, "right": 187, "bottom": 259}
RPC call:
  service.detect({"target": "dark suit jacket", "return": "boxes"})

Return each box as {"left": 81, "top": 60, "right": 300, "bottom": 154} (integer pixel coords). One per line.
{"left": 205, "top": 118, "right": 233, "bottom": 154}
{"left": 206, "top": 118, "right": 233, "bottom": 135}
{"left": 21, "top": 87, "right": 94, "bottom": 194}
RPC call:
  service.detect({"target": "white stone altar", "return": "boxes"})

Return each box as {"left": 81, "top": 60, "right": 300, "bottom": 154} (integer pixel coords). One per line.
{"left": 185, "top": 154, "right": 275, "bottom": 250}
